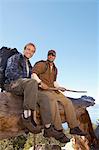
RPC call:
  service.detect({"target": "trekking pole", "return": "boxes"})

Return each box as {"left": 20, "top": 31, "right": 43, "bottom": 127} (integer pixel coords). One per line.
{"left": 48, "top": 87, "right": 87, "bottom": 93}
{"left": 64, "top": 89, "right": 87, "bottom": 93}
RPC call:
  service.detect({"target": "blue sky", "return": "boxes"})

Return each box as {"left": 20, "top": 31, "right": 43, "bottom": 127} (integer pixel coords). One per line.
{"left": 0, "top": 0, "right": 98, "bottom": 103}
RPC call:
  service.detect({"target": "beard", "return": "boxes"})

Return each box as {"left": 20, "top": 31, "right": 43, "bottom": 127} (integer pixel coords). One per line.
{"left": 47, "top": 59, "right": 54, "bottom": 63}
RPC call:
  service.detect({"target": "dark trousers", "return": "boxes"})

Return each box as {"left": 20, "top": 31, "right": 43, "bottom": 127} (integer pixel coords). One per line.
{"left": 5, "top": 78, "right": 52, "bottom": 125}
{"left": 38, "top": 90, "right": 52, "bottom": 125}
{"left": 5, "top": 78, "right": 38, "bottom": 110}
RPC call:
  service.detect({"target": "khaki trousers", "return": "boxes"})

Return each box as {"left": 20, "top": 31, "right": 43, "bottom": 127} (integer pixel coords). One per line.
{"left": 39, "top": 90, "right": 79, "bottom": 130}
{"left": 5, "top": 78, "right": 52, "bottom": 125}
{"left": 5, "top": 78, "right": 38, "bottom": 110}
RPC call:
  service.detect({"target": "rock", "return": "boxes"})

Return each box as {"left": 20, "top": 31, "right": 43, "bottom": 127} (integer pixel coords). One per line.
{"left": 95, "top": 125, "right": 99, "bottom": 139}
{"left": 0, "top": 91, "right": 97, "bottom": 146}
{"left": 0, "top": 92, "right": 24, "bottom": 139}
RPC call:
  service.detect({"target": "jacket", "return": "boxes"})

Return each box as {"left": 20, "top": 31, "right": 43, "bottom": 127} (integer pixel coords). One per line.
{"left": 5, "top": 53, "right": 32, "bottom": 84}
{"left": 32, "top": 60, "right": 57, "bottom": 88}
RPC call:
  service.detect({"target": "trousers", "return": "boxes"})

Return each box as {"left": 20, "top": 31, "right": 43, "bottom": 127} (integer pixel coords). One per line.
{"left": 5, "top": 78, "right": 52, "bottom": 125}
{"left": 38, "top": 90, "right": 79, "bottom": 130}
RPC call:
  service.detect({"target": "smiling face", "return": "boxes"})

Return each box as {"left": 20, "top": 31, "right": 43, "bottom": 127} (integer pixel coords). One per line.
{"left": 47, "top": 53, "right": 56, "bottom": 62}
{"left": 23, "top": 43, "right": 36, "bottom": 59}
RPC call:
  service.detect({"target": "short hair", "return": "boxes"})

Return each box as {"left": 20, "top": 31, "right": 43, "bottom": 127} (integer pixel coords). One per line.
{"left": 24, "top": 43, "right": 36, "bottom": 51}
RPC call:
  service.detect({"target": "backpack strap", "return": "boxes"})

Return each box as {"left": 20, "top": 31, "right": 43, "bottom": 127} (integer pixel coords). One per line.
{"left": 53, "top": 63, "right": 57, "bottom": 81}
{"left": 18, "top": 54, "right": 24, "bottom": 70}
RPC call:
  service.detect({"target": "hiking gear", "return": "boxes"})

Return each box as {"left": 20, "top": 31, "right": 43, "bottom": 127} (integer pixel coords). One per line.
{"left": 70, "top": 127, "right": 87, "bottom": 136}
{"left": 55, "top": 133, "right": 70, "bottom": 143}
{"left": 65, "top": 89, "right": 87, "bottom": 93}
{"left": 44, "top": 125, "right": 62, "bottom": 138}
{"left": 48, "top": 87, "right": 87, "bottom": 93}
{"left": 0, "top": 47, "right": 19, "bottom": 91}
{"left": 22, "top": 116, "right": 42, "bottom": 134}
{"left": 44, "top": 125, "right": 70, "bottom": 143}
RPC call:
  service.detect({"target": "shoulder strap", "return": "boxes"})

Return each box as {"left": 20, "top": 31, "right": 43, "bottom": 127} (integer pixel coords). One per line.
{"left": 18, "top": 54, "right": 24, "bottom": 70}
{"left": 53, "top": 64, "right": 57, "bottom": 80}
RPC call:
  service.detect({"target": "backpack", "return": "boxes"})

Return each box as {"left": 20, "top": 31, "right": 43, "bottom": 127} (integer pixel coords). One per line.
{"left": 0, "top": 46, "right": 19, "bottom": 91}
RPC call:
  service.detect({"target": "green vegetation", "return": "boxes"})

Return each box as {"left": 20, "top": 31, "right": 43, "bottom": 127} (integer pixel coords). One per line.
{"left": 0, "top": 129, "right": 70, "bottom": 150}
{"left": 0, "top": 135, "right": 27, "bottom": 150}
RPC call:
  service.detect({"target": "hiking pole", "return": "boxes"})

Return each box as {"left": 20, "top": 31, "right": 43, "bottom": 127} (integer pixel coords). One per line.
{"left": 64, "top": 89, "right": 87, "bottom": 93}
{"left": 48, "top": 87, "right": 87, "bottom": 93}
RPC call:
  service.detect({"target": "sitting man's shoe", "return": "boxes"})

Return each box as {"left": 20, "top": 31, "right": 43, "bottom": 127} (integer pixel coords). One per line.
{"left": 70, "top": 127, "right": 87, "bottom": 136}
{"left": 22, "top": 116, "right": 42, "bottom": 134}
{"left": 44, "top": 125, "right": 70, "bottom": 143}
{"left": 24, "top": 128, "right": 29, "bottom": 134}
{"left": 55, "top": 132, "right": 70, "bottom": 143}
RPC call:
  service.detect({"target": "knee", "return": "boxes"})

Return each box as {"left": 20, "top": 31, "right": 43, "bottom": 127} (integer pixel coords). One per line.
{"left": 27, "top": 79, "right": 38, "bottom": 87}
{"left": 64, "top": 98, "right": 74, "bottom": 106}
{"left": 31, "top": 79, "right": 38, "bottom": 85}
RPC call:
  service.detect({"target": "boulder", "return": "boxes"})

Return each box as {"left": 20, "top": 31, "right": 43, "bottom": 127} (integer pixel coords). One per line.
{"left": 0, "top": 91, "right": 97, "bottom": 146}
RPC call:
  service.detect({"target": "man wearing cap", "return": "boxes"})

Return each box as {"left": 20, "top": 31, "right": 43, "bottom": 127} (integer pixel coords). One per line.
{"left": 32, "top": 50, "right": 86, "bottom": 138}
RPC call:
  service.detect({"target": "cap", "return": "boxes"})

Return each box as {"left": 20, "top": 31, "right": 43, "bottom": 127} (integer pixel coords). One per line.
{"left": 48, "top": 50, "right": 56, "bottom": 56}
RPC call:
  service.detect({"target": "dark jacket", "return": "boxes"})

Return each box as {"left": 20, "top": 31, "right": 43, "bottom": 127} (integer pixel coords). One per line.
{"left": 5, "top": 53, "right": 32, "bottom": 84}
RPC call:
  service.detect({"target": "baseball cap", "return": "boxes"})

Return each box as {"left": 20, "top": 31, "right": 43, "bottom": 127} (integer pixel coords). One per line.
{"left": 48, "top": 50, "right": 56, "bottom": 56}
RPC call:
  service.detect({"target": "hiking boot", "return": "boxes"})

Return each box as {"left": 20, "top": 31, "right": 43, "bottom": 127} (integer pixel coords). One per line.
{"left": 24, "top": 128, "right": 29, "bottom": 134}
{"left": 70, "top": 127, "right": 87, "bottom": 136}
{"left": 56, "top": 133, "right": 70, "bottom": 143}
{"left": 22, "top": 116, "right": 42, "bottom": 134}
{"left": 44, "top": 125, "right": 70, "bottom": 143}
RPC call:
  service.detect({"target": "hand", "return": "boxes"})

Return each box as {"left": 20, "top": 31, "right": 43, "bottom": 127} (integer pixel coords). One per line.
{"left": 58, "top": 87, "right": 66, "bottom": 92}
{"left": 39, "top": 82, "right": 49, "bottom": 90}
